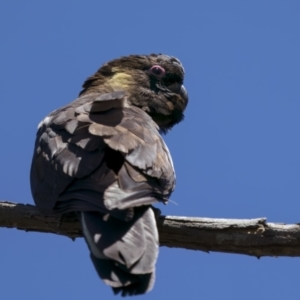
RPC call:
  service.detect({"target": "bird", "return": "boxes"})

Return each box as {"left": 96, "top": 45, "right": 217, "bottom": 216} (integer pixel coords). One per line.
{"left": 30, "top": 54, "right": 188, "bottom": 296}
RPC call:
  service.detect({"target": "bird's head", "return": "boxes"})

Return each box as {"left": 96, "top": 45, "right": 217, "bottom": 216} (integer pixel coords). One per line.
{"left": 80, "top": 54, "right": 188, "bottom": 132}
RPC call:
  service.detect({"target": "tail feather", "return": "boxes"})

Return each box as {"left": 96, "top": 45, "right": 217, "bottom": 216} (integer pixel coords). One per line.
{"left": 80, "top": 206, "right": 159, "bottom": 296}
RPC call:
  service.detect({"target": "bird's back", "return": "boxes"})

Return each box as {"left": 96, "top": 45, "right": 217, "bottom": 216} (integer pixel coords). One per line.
{"left": 30, "top": 91, "right": 175, "bottom": 296}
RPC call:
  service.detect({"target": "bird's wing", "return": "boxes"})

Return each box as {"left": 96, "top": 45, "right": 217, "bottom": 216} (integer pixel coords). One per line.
{"left": 30, "top": 90, "right": 174, "bottom": 294}
{"left": 30, "top": 90, "right": 175, "bottom": 218}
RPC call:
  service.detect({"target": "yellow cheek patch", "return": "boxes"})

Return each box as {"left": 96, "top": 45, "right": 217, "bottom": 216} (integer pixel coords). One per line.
{"left": 107, "top": 72, "right": 133, "bottom": 89}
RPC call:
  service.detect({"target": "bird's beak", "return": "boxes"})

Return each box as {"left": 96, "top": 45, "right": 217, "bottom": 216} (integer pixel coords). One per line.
{"left": 180, "top": 85, "right": 188, "bottom": 106}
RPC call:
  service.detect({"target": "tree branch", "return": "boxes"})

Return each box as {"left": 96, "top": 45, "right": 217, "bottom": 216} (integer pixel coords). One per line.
{"left": 1, "top": 201, "right": 300, "bottom": 258}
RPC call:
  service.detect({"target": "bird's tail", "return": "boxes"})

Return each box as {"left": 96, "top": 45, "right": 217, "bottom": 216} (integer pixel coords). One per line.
{"left": 80, "top": 206, "right": 159, "bottom": 296}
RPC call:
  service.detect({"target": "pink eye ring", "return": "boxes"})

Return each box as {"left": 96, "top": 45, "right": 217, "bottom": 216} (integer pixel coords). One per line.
{"left": 150, "top": 65, "right": 165, "bottom": 77}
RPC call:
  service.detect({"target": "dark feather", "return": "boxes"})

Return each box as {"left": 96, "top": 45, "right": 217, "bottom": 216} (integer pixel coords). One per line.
{"left": 30, "top": 53, "right": 188, "bottom": 296}
{"left": 81, "top": 206, "right": 158, "bottom": 296}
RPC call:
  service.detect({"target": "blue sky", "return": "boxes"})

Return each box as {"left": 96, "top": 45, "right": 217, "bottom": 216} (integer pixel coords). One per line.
{"left": 1, "top": 1, "right": 300, "bottom": 299}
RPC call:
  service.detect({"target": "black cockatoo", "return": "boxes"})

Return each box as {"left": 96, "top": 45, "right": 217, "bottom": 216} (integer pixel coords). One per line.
{"left": 30, "top": 54, "right": 188, "bottom": 296}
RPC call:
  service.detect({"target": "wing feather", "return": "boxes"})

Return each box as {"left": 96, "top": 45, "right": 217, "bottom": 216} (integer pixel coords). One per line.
{"left": 30, "top": 89, "right": 175, "bottom": 295}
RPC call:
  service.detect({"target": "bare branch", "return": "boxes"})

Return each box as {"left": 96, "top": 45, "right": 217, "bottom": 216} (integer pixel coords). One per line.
{"left": 1, "top": 201, "right": 300, "bottom": 258}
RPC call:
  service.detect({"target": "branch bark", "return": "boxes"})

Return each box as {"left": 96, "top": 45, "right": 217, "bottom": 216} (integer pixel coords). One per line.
{"left": 1, "top": 201, "right": 300, "bottom": 258}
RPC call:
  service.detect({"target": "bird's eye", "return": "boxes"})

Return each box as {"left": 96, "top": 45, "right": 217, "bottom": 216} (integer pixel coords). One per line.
{"left": 150, "top": 65, "right": 165, "bottom": 77}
